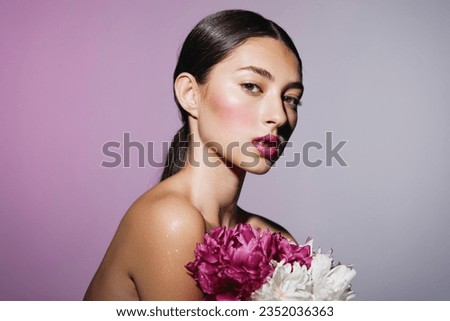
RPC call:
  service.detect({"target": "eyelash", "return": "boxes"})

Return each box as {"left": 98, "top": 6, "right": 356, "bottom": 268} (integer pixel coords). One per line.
{"left": 241, "top": 82, "right": 262, "bottom": 95}
{"left": 241, "top": 82, "right": 301, "bottom": 109}
{"left": 283, "top": 95, "right": 302, "bottom": 109}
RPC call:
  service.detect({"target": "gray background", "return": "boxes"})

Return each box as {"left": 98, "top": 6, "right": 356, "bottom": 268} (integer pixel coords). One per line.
{"left": 240, "top": 0, "right": 450, "bottom": 300}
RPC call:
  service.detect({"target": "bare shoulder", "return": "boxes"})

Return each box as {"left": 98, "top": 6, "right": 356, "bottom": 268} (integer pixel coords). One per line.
{"left": 238, "top": 208, "right": 297, "bottom": 244}
{"left": 119, "top": 189, "right": 206, "bottom": 300}
{"left": 85, "top": 184, "right": 206, "bottom": 301}
{"left": 123, "top": 188, "right": 207, "bottom": 242}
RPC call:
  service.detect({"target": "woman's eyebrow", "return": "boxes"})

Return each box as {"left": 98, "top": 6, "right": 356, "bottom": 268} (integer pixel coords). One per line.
{"left": 285, "top": 82, "right": 304, "bottom": 92}
{"left": 238, "top": 65, "right": 303, "bottom": 91}
{"left": 238, "top": 66, "right": 274, "bottom": 80}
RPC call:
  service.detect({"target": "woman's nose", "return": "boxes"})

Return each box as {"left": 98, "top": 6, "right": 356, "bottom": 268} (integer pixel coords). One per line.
{"left": 263, "top": 96, "right": 288, "bottom": 129}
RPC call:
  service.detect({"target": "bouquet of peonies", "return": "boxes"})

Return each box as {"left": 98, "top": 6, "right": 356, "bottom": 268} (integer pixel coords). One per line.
{"left": 185, "top": 223, "right": 355, "bottom": 301}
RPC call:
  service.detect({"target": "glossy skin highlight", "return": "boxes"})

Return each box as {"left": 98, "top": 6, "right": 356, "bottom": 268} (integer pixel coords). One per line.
{"left": 84, "top": 37, "right": 303, "bottom": 300}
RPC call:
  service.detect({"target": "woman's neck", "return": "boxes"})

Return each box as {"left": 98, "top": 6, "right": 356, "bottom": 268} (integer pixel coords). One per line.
{"left": 179, "top": 144, "right": 246, "bottom": 228}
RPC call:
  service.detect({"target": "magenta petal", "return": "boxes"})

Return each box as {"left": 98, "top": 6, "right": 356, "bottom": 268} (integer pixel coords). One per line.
{"left": 185, "top": 223, "right": 315, "bottom": 301}
{"left": 215, "top": 292, "right": 239, "bottom": 301}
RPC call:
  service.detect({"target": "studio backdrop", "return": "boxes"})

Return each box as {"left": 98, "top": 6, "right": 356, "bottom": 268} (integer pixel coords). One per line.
{"left": 1, "top": 0, "right": 449, "bottom": 300}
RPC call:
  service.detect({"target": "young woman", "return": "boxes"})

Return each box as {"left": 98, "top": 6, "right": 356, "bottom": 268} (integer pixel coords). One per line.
{"left": 84, "top": 9, "right": 304, "bottom": 300}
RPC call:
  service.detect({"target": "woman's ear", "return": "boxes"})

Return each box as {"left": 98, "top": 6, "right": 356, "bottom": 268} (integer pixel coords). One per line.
{"left": 174, "top": 72, "right": 201, "bottom": 118}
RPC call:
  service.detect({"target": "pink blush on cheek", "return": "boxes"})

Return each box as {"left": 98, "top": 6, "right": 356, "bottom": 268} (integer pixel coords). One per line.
{"left": 210, "top": 92, "right": 254, "bottom": 126}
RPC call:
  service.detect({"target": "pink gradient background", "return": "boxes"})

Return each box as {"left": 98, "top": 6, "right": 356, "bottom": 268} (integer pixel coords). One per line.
{"left": 1, "top": 0, "right": 307, "bottom": 301}
{"left": 2, "top": 1, "right": 450, "bottom": 300}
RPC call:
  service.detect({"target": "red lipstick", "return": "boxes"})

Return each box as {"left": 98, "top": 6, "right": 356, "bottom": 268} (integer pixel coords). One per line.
{"left": 252, "top": 134, "right": 280, "bottom": 160}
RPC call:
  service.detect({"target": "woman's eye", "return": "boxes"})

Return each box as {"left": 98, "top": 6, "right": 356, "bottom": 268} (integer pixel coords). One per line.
{"left": 241, "top": 83, "right": 262, "bottom": 94}
{"left": 283, "top": 96, "right": 301, "bottom": 109}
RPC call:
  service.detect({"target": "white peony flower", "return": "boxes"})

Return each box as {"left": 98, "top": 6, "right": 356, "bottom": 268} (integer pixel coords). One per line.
{"left": 251, "top": 252, "right": 356, "bottom": 301}
{"left": 310, "top": 253, "right": 356, "bottom": 301}
{"left": 251, "top": 260, "right": 313, "bottom": 301}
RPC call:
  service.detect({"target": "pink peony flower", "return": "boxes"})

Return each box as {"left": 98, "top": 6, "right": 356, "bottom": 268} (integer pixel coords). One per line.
{"left": 185, "top": 223, "right": 312, "bottom": 300}
{"left": 272, "top": 233, "right": 312, "bottom": 268}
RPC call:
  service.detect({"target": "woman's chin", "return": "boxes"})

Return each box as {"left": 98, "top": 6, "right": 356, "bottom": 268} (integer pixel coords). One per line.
{"left": 239, "top": 158, "right": 276, "bottom": 175}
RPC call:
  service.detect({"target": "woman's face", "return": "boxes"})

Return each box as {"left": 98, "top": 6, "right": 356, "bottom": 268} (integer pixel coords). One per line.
{"left": 196, "top": 37, "right": 303, "bottom": 174}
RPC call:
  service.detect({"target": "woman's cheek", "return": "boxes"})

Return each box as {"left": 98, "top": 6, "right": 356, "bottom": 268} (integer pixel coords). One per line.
{"left": 210, "top": 91, "right": 254, "bottom": 127}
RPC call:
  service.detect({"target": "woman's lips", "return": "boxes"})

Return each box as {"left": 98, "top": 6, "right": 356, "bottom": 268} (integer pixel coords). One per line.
{"left": 252, "top": 134, "right": 280, "bottom": 159}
